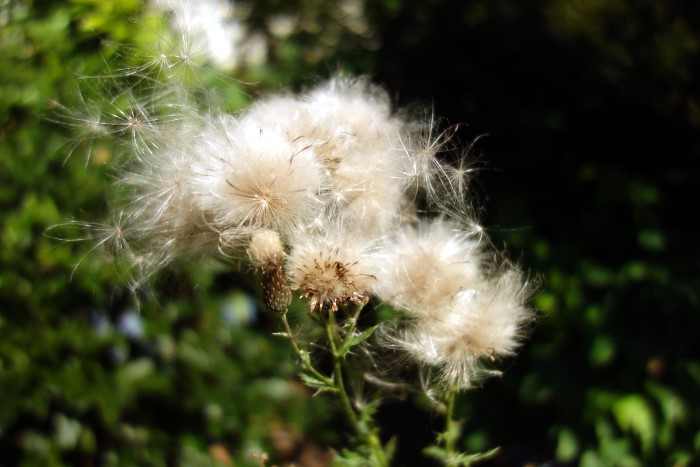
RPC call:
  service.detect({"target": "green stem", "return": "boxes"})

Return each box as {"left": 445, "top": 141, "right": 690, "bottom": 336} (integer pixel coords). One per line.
{"left": 279, "top": 312, "right": 332, "bottom": 385}
{"left": 345, "top": 300, "right": 365, "bottom": 337}
{"left": 282, "top": 306, "right": 389, "bottom": 466}
{"left": 325, "top": 310, "right": 360, "bottom": 428}
{"left": 444, "top": 387, "right": 458, "bottom": 465}
{"left": 325, "top": 309, "right": 389, "bottom": 467}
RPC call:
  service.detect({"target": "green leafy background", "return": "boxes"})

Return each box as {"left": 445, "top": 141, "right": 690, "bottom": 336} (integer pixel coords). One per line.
{"left": 1, "top": 0, "right": 698, "bottom": 465}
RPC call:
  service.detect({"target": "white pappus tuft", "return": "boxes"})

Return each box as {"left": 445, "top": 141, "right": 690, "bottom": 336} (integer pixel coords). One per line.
{"left": 374, "top": 219, "right": 532, "bottom": 389}
{"left": 374, "top": 219, "right": 483, "bottom": 318}
{"left": 191, "top": 114, "right": 327, "bottom": 236}
{"left": 392, "top": 268, "right": 533, "bottom": 389}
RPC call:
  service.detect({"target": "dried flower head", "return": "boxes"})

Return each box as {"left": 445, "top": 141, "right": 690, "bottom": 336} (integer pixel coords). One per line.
{"left": 286, "top": 229, "right": 378, "bottom": 312}
{"left": 247, "top": 230, "right": 291, "bottom": 313}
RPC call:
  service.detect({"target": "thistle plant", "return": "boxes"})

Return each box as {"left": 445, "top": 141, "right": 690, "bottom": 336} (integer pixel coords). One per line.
{"left": 54, "top": 9, "right": 534, "bottom": 465}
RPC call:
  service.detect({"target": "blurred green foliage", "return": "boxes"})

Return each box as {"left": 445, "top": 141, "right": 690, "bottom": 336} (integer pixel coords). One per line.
{"left": 2, "top": 0, "right": 699, "bottom": 465}
{"left": 0, "top": 1, "right": 333, "bottom": 465}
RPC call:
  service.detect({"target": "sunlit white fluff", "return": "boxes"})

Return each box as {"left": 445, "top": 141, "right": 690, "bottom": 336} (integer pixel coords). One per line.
{"left": 372, "top": 219, "right": 533, "bottom": 389}
{"left": 246, "top": 77, "right": 405, "bottom": 172}
{"left": 373, "top": 220, "right": 483, "bottom": 318}
{"left": 119, "top": 121, "right": 223, "bottom": 263}
{"left": 150, "top": 0, "right": 247, "bottom": 71}
{"left": 301, "top": 78, "right": 410, "bottom": 235}
{"left": 247, "top": 229, "right": 285, "bottom": 269}
{"left": 244, "top": 80, "right": 409, "bottom": 236}
{"left": 324, "top": 151, "right": 407, "bottom": 237}
{"left": 302, "top": 76, "right": 403, "bottom": 159}
{"left": 191, "top": 114, "right": 327, "bottom": 236}
{"left": 62, "top": 65, "right": 534, "bottom": 394}
{"left": 395, "top": 269, "right": 532, "bottom": 388}
{"left": 395, "top": 114, "right": 458, "bottom": 206}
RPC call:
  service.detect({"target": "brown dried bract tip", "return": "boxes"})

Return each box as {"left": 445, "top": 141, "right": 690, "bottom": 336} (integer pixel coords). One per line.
{"left": 263, "top": 265, "right": 292, "bottom": 313}
{"left": 293, "top": 255, "right": 371, "bottom": 313}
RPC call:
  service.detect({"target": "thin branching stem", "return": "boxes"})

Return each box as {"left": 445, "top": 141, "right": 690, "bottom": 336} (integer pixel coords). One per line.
{"left": 345, "top": 299, "right": 365, "bottom": 338}
{"left": 325, "top": 310, "right": 361, "bottom": 428}
{"left": 325, "top": 308, "right": 389, "bottom": 466}
{"left": 279, "top": 312, "right": 333, "bottom": 385}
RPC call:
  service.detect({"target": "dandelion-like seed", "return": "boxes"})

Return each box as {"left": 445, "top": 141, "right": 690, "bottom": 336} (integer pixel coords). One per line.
{"left": 374, "top": 220, "right": 482, "bottom": 317}
{"left": 50, "top": 88, "right": 112, "bottom": 165}
{"left": 397, "top": 113, "right": 459, "bottom": 206}
{"left": 397, "top": 269, "right": 532, "bottom": 389}
{"left": 193, "top": 116, "right": 326, "bottom": 235}
{"left": 150, "top": 0, "right": 250, "bottom": 72}
{"left": 107, "top": 99, "right": 160, "bottom": 154}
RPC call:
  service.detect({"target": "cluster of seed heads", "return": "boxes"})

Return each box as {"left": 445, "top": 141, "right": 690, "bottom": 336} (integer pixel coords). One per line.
{"left": 61, "top": 65, "right": 532, "bottom": 390}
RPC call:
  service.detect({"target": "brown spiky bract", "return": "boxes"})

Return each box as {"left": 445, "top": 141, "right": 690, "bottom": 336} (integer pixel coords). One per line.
{"left": 263, "top": 265, "right": 292, "bottom": 314}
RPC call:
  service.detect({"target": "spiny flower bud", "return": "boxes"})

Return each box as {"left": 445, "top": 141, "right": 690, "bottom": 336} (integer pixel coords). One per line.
{"left": 262, "top": 265, "right": 292, "bottom": 314}
{"left": 248, "top": 230, "right": 291, "bottom": 313}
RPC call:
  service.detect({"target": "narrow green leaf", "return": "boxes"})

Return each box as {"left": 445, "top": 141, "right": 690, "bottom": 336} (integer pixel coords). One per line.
{"left": 338, "top": 324, "right": 379, "bottom": 357}
{"left": 298, "top": 372, "right": 336, "bottom": 394}
{"left": 454, "top": 446, "right": 500, "bottom": 465}
{"left": 424, "top": 445, "right": 500, "bottom": 466}
{"left": 335, "top": 449, "right": 374, "bottom": 466}
{"left": 423, "top": 445, "right": 447, "bottom": 461}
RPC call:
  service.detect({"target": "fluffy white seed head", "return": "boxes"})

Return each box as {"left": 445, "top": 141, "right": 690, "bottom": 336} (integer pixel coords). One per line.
{"left": 243, "top": 94, "right": 306, "bottom": 135}
{"left": 302, "top": 76, "right": 401, "bottom": 156}
{"left": 192, "top": 115, "right": 327, "bottom": 235}
{"left": 324, "top": 152, "right": 408, "bottom": 237}
{"left": 119, "top": 122, "right": 225, "bottom": 264}
{"left": 394, "top": 269, "right": 532, "bottom": 389}
{"left": 374, "top": 220, "right": 482, "bottom": 318}
{"left": 243, "top": 78, "right": 410, "bottom": 237}
{"left": 246, "top": 77, "right": 406, "bottom": 172}
{"left": 69, "top": 68, "right": 534, "bottom": 391}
